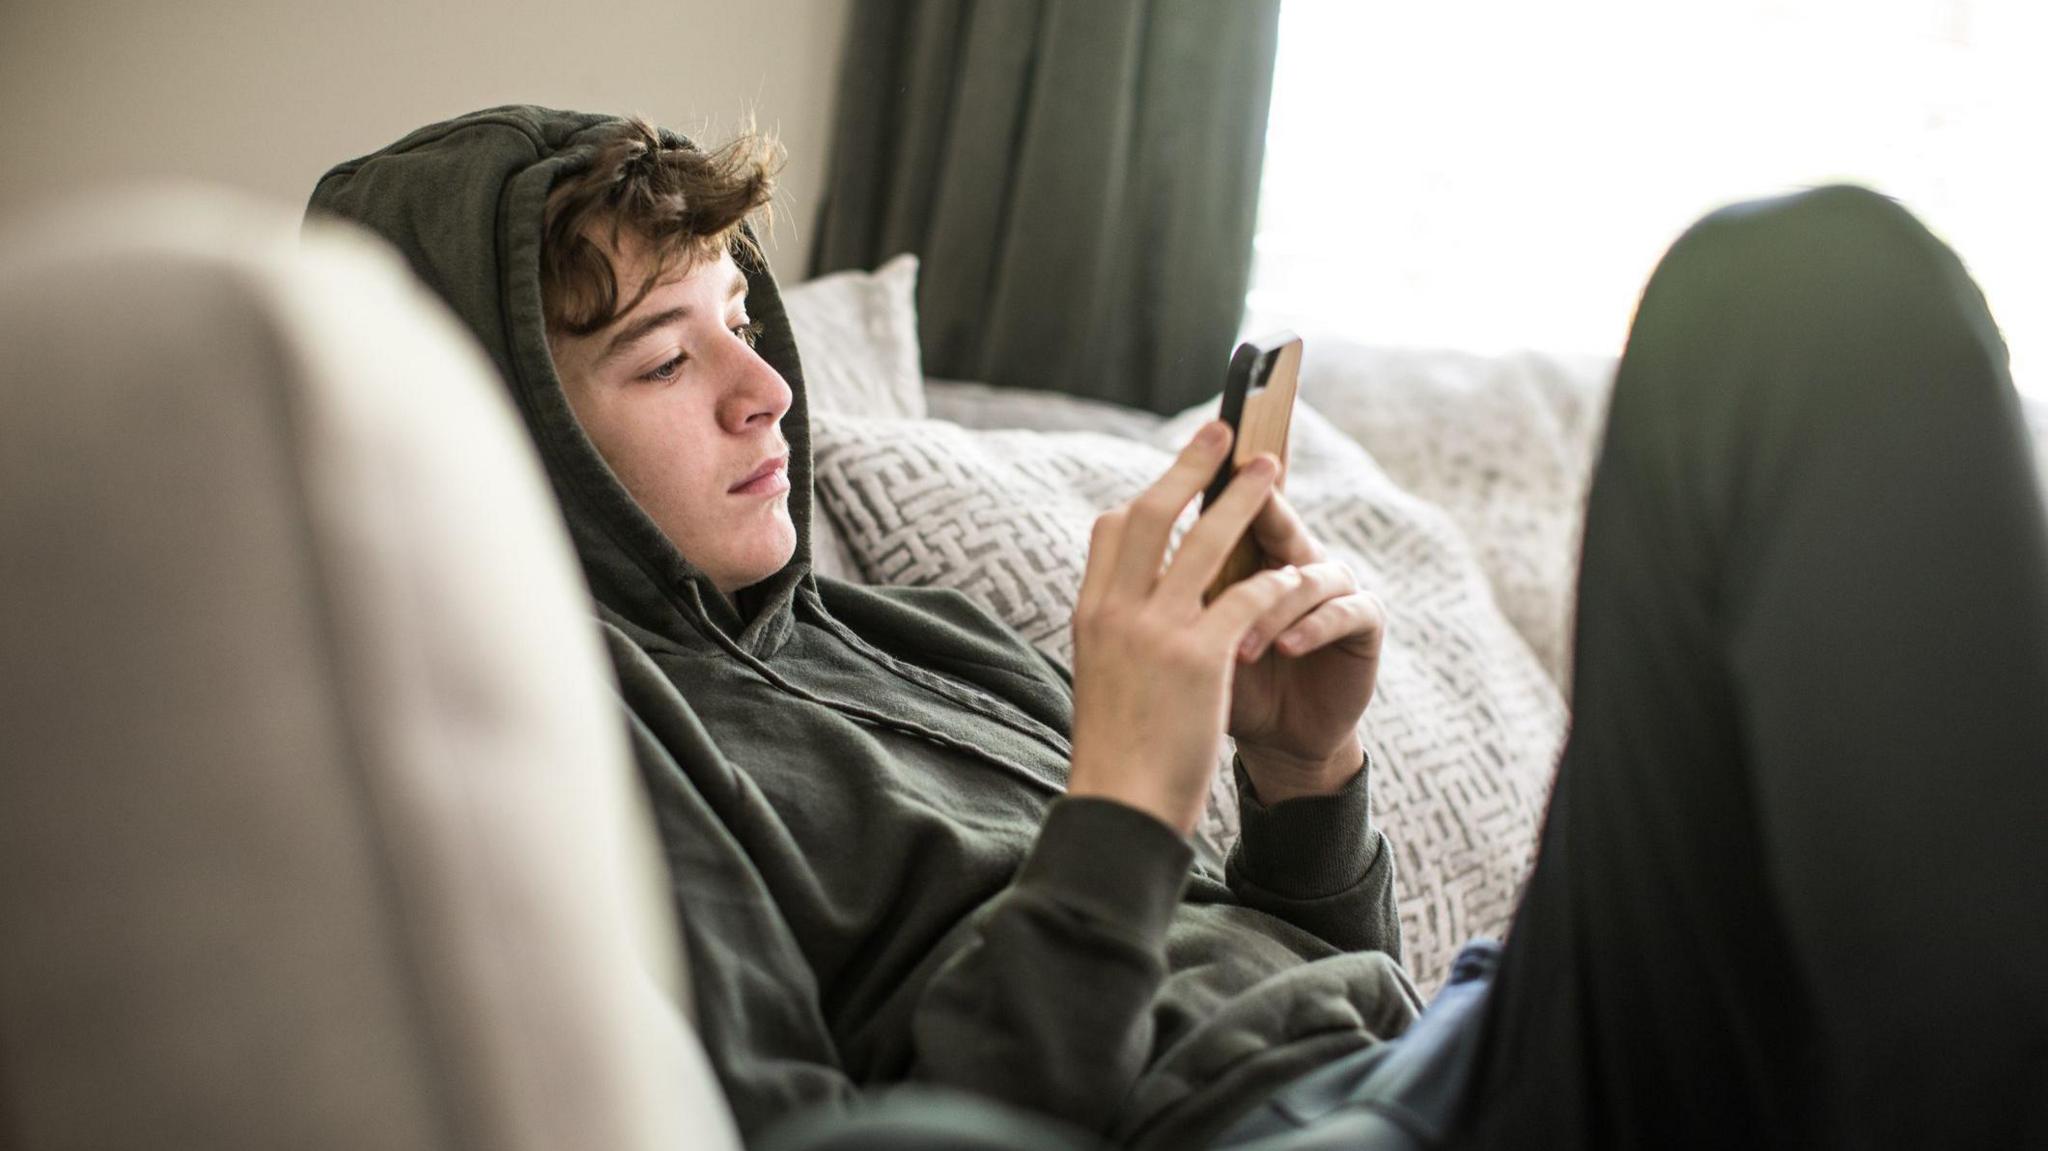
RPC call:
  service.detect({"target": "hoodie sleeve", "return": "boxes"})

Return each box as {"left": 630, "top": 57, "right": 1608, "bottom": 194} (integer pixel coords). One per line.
{"left": 908, "top": 796, "right": 1193, "bottom": 1134}
{"left": 1224, "top": 751, "right": 1402, "bottom": 960}
{"left": 900, "top": 757, "right": 1400, "bottom": 1130}
{"left": 613, "top": 620, "right": 1181, "bottom": 1141}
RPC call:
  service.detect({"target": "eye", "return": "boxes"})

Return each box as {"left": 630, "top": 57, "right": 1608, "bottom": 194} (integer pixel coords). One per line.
{"left": 732, "top": 319, "right": 764, "bottom": 348}
{"left": 641, "top": 353, "right": 685, "bottom": 383}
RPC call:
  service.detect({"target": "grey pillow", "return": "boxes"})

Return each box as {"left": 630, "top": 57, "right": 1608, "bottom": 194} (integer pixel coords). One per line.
{"left": 1294, "top": 342, "right": 1618, "bottom": 695}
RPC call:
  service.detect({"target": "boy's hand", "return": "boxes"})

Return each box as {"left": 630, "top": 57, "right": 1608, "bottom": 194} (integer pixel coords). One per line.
{"left": 1226, "top": 490, "right": 1383, "bottom": 805}
{"left": 1065, "top": 421, "right": 1312, "bottom": 835}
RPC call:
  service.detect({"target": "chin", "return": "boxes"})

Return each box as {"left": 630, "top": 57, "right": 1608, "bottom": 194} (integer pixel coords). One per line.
{"left": 738, "top": 517, "right": 799, "bottom": 584}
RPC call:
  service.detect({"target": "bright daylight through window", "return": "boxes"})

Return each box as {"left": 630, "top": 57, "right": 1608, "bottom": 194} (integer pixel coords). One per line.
{"left": 1246, "top": 0, "right": 2046, "bottom": 399}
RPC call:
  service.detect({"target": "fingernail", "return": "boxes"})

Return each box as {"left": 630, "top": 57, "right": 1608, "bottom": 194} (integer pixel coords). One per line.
{"left": 1245, "top": 455, "right": 1278, "bottom": 478}
{"left": 1239, "top": 634, "right": 1261, "bottom": 659}
{"left": 1198, "top": 421, "right": 1228, "bottom": 449}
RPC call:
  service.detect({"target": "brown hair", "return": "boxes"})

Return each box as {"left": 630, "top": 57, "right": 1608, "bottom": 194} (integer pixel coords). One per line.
{"left": 540, "top": 116, "right": 782, "bottom": 336}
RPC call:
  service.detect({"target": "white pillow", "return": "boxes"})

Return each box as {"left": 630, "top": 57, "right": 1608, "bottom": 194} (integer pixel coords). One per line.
{"left": 780, "top": 253, "right": 926, "bottom": 420}
{"left": 924, "top": 378, "right": 1169, "bottom": 441}
{"left": 810, "top": 403, "right": 1568, "bottom": 993}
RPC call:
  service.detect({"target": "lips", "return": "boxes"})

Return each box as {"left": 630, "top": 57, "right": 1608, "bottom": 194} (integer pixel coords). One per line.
{"left": 729, "top": 453, "right": 789, "bottom": 494}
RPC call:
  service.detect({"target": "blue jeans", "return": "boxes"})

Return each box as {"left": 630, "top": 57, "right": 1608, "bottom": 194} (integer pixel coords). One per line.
{"left": 1211, "top": 941, "right": 1500, "bottom": 1150}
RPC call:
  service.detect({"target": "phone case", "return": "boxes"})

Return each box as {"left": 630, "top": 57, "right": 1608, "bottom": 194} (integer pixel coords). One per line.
{"left": 1204, "top": 334, "right": 1302, "bottom": 604}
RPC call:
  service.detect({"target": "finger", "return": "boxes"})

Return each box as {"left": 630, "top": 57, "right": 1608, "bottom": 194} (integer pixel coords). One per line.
{"left": 1193, "top": 560, "right": 1308, "bottom": 649}
{"left": 1268, "top": 590, "right": 1388, "bottom": 660}
{"left": 1247, "top": 488, "right": 1325, "bottom": 569}
{"left": 1109, "top": 420, "right": 1236, "bottom": 599}
{"left": 1075, "top": 507, "right": 1127, "bottom": 621}
{"left": 1234, "top": 561, "right": 1359, "bottom": 662}
{"left": 1156, "top": 453, "right": 1283, "bottom": 603}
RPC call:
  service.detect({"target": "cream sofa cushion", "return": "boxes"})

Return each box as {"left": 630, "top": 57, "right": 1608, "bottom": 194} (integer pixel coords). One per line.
{"left": 0, "top": 189, "right": 737, "bottom": 1151}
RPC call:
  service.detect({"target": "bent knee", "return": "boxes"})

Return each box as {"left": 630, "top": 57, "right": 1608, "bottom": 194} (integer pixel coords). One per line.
{"left": 1667, "top": 183, "right": 1968, "bottom": 315}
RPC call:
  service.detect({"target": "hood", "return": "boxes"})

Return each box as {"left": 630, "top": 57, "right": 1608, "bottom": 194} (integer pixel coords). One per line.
{"left": 307, "top": 105, "right": 816, "bottom": 658}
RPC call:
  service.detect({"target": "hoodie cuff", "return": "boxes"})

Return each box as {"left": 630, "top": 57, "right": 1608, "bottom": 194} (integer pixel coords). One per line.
{"left": 1019, "top": 797, "right": 1195, "bottom": 946}
{"left": 1230, "top": 750, "right": 1375, "bottom": 900}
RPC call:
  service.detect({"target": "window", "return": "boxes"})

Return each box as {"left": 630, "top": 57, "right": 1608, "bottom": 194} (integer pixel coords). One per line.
{"left": 1247, "top": 0, "right": 2045, "bottom": 399}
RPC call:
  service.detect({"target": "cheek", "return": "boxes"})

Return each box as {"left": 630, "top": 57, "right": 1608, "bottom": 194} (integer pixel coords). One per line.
{"left": 582, "top": 397, "right": 723, "bottom": 523}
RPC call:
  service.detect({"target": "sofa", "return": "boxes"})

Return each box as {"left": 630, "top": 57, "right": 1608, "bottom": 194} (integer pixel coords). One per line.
{"left": 5, "top": 188, "right": 2043, "bottom": 1148}
{"left": 1, "top": 191, "right": 739, "bottom": 1150}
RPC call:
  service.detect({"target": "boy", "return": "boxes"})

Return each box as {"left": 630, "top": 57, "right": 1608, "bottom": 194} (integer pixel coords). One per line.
{"left": 315, "top": 106, "right": 1404, "bottom": 1148}
{"left": 313, "top": 107, "right": 2048, "bottom": 1149}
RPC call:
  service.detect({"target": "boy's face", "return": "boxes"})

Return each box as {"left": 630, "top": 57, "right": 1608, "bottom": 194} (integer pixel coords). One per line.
{"left": 548, "top": 236, "right": 796, "bottom": 597}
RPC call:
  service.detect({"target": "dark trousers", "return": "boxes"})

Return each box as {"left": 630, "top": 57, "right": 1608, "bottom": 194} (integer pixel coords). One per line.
{"left": 765, "top": 186, "right": 2048, "bottom": 1151}
{"left": 1228, "top": 185, "right": 2048, "bottom": 1151}
{"left": 1460, "top": 184, "right": 2048, "bottom": 1149}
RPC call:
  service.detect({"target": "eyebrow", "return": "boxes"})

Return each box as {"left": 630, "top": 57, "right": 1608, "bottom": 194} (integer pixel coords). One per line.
{"left": 596, "top": 268, "right": 750, "bottom": 367}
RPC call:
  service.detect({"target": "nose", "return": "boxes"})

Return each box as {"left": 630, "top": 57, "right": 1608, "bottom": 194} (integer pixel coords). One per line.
{"left": 719, "top": 339, "right": 793, "bottom": 434}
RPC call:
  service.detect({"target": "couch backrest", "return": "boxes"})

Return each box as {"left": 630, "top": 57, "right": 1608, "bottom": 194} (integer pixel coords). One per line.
{"left": 0, "top": 189, "right": 740, "bottom": 1151}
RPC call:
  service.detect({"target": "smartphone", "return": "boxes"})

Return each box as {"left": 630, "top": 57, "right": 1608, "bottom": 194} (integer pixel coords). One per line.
{"left": 1201, "top": 331, "right": 1303, "bottom": 603}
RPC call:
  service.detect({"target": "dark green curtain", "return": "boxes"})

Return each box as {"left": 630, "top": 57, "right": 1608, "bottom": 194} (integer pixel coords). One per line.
{"left": 809, "top": 0, "right": 1283, "bottom": 415}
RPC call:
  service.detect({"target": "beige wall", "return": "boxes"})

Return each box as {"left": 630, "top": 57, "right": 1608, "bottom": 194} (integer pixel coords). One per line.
{"left": 0, "top": 0, "right": 850, "bottom": 276}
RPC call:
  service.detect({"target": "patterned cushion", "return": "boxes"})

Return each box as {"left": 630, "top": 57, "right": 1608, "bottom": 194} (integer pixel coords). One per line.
{"left": 811, "top": 403, "right": 1568, "bottom": 992}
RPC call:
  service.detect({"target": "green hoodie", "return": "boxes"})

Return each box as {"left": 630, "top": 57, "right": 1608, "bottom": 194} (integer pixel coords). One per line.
{"left": 307, "top": 105, "right": 1415, "bottom": 1149}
